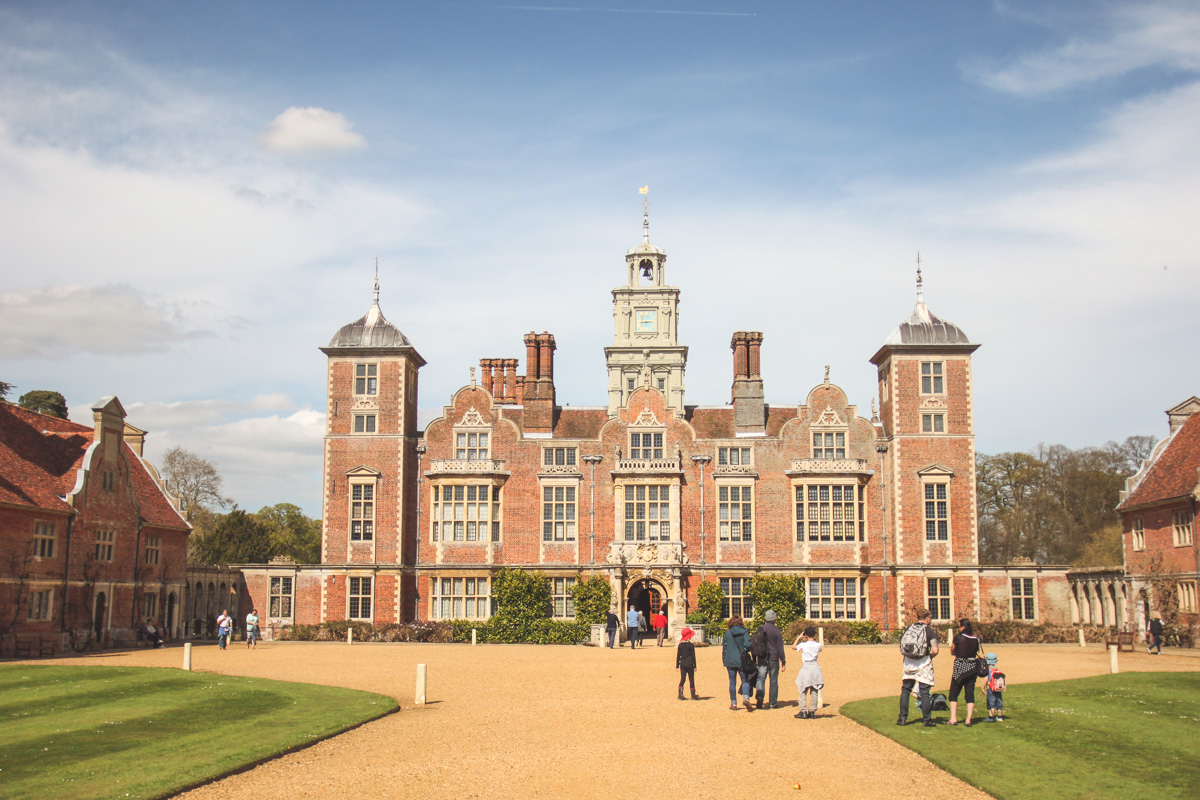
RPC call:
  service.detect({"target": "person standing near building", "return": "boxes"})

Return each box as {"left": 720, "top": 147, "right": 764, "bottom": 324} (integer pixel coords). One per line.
{"left": 722, "top": 615, "right": 753, "bottom": 711}
{"left": 947, "top": 618, "right": 982, "bottom": 726}
{"left": 216, "top": 609, "right": 232, "bottom": 650}
{"left": 676, "top": 627, "right": 698, "bottom": 699}
{"left": 626, "top": 605, "right": 641, "bottom": 648}
{"left": 898, "top": 607, "right": 939, "bottom": 727}
{"left": 758, "top": 610, "right": 787, "bottom": 709}
{"left": 245, "top": 608, "right": 260, "bottom": 650}
{"left": 1147, "top": 616, "right": 1164, "bottom": 654}
{"left": 792, "top": 626, "right": 823, "bottom": 719}
{"left": 653, "top": 607, "right": 668, "bottom": 647}
{"left": 605, "top": 608, "right": 620, "bottom": 648}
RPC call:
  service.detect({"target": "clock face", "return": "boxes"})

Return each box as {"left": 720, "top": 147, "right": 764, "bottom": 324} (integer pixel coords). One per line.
{"left": 636, "top": 309, "right": 657, "bottom": 332}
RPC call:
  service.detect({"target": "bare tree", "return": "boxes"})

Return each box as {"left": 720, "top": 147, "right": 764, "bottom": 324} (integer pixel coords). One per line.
{"left": 160, "top": 447, "right": 231, "bottom": 517}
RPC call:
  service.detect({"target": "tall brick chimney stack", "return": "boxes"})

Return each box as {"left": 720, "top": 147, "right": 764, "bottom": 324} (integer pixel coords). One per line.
{"left": 479, "top": 359, "right": 495, "bottom": 396}
{"left": 522, "top": 332, "right": 556, "bottom": 433}
{"left": 730, "top": 331, "right": 766, "bottom": 433}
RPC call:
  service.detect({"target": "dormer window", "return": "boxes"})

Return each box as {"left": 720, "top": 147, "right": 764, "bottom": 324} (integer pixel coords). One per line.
{"left": 456, "top": 432, "right": 489, "bottom": 460}
{"left": 630, "top": 431, "right": 663, "bottom": 460}
{"left": 812, "top": 432, "right": 846, "bottom": 459}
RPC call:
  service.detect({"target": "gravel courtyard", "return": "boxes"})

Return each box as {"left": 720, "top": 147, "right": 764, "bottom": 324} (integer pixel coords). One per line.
{"left": 44, "top": 640, "right": 1200, "bottom": 799}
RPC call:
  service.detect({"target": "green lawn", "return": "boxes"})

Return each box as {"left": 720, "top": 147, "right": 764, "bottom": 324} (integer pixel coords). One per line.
{"left": 841, "top": 672, "right": 1200, "bottom": 800}
{"left": 0, "top": 665, "right": 398, "bottom": 800}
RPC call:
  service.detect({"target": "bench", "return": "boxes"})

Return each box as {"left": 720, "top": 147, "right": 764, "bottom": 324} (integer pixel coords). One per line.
{"left": 1105, "top": 632, "right": 1135, "bottom": 652}
{"left": 11, "top": 636, "right": 56, "bottom": 658}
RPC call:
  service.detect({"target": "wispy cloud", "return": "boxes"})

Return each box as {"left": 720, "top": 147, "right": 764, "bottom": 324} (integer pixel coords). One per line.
{"left": 499, "top": 6, "right": 754, "bottom": 16}
{"left": 966, "top": 1, "right": 1200, "bottom": 95}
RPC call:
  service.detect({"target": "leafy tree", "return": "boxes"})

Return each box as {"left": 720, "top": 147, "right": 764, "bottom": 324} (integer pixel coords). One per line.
{"left": 567, "top": 573, "right": 611, "bottom": 625}
{"left": 0, "top": 380, "right": 13, "bottom": 401}
{"left": 746, "top": 574, "right": 806, "bottom": 630}
{"left": 696, "top": 580, "right": 724, "bottom": 627}
{"left": 255, "top": 503, "right": 321, "bottom": 564}
{"left": 1073, "top": 524, "right": 1124, "bottom": 569}
{"left": 160, "top": 446, "right": 230, "bottom": 517}
{"left": 491, "top": 567, "right": 551, "bottom": 628}
{"left": 193, "top": 508, "right": 272, "bottom": 565}
{"left": 18, "top": 389, "right": 67, "bottom": 419}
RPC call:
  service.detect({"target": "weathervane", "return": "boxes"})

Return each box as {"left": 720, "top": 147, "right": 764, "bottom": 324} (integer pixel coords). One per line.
{"left": 639, "top": 185, "right": 650, "bottom": 244}
{"left": 915, "top": 252, "right": 924, "bottom": 302}
{"left": 373, "top": 256, "right": 380, "bottom": 303}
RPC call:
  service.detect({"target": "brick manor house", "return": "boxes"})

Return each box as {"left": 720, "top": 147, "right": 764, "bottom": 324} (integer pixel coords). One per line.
{"left": 239, "top": 214, "right": 1072, "bottom": 636}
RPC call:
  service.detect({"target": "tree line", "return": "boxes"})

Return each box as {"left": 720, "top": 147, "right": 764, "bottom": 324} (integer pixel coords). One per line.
{"left": 977, "top": 435, "right": 1157, "bottom": 567}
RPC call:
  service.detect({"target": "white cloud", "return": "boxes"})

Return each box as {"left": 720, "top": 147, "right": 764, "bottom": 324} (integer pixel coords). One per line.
{"left": 969, "top": 2, "right": 1200, "bottom": 95}
{"left": 120, "top": 395, "right": 295, "bottom": 429}
{"left": 0, "top": 284, "right": 192, "bottom": 357}
{"left": 257, "top": 107, "right": 367, "bottom": 155}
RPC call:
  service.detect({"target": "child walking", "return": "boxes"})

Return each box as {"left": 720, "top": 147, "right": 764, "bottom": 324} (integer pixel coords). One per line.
{"left": 984, "top": 652, "right": 1006, "bottom": 722}
{"left": 677, "top": 627, "right": 699, "bottom": 700}
{"left": 793, "top": 626, "right": 824, "bottom": 719}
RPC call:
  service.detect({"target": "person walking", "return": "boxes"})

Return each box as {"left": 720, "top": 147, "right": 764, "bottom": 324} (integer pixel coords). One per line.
{"left": 605, "top": 608, "right": 620, "bottom": 648}
{"left": 792, "top": 626, "right": 824, "bottom": 719}
{"left": 626, "top": 605, "right": 641, "bottom": 648}
{"left": 653, "top": 607, "right": 668, "bottom": 646}
{"left": 898, "top": 607, "right": 939, "bottom": 727}
{"left": 722, "top": 615, "right": 753, "bottom": 711}
{"left": 676, "top": 627, "right": 699, "bottom": 700}
{"left": 1147, "top": 616, "right": 1164, "bottom": 654}
{"left": 948, "top": 618, "right": 982, "bottom": 726}
{"left": 759, "top": 610, "right": 787, "bottom": 709}
{"left": 245, "top": 608, "right": 260, "bottom": 649}
{"left": 216, "top": 609, "right": 232, "bottom": 650}
{"left": 983, "top": 652, "right": 1006, "bottom": 722}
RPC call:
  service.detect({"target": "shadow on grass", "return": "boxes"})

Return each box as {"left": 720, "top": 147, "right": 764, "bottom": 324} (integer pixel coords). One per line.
{"left": 841, "top": 672, "right": 1200, "bottom": 800}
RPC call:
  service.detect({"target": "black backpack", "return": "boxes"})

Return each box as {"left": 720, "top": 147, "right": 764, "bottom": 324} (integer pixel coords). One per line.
{"left": 750, "top": 627, "right": 770, "bottom": 661}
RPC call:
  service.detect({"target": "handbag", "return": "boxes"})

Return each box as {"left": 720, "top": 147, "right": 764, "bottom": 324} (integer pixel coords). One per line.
{"left": 975, "top": 657, "right": 989, "bottom": 678}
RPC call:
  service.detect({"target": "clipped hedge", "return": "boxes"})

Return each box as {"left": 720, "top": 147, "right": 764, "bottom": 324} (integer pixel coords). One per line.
{"left": 450, "top": 617, "right": 591, "bottom": 645}
{"left": 276, "top": 620, "right": 455, "bottom": 643}
{"left": 782, "top": 619, "right": 882, "bottom": 644}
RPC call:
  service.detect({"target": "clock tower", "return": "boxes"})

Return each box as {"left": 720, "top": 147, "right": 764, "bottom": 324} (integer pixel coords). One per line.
{"left": 605, "top": 193, "right": 688, "bottom": 415}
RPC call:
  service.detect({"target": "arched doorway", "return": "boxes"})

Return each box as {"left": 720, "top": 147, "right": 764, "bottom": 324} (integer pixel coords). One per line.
{"left": 627, "top": 578, "right": 668, "bottom": 638}
{"left": 94, "top": 592, "right": 107, "bottom": 643}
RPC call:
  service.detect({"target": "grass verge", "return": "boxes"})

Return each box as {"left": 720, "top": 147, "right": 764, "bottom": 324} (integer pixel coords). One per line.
{"left": 841, "top": 672, "right": 1200, "bottom": 800}
{"left": 0, "top": 664, "right": 398, "bottom": 800}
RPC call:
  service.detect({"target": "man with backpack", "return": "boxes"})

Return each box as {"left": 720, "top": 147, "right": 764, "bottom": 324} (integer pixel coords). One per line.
{"left": 898, "top": 607, "right": 939, "bottom": 727}
{"left": 752, "top": 610, "right": 787, "bottom": 709}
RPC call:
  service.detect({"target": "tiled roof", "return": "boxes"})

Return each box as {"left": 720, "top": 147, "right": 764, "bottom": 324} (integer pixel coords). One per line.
{"left": 0, "top": 403, "right": 189, "bottom": 530}
{"left": 1120, "top": 411, "right": 1200, "bottom": 509}
{"left": 553, "top": 408, "right": 609, "bottom": 439}
{"left": 690, "top": 408, "right": 734, "bottom": 440}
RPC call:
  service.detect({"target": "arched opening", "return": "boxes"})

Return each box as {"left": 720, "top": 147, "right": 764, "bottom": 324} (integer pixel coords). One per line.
{"left": 627, "top": 578, "right": 668, "bottom": 635}
{"left": 94, "top": 592, "right": 107, "bottom": 643}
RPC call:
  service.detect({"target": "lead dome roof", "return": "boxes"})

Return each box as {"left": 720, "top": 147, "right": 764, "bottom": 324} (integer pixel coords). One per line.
{"left": 328, "top": 281, "right": 412, "bottom": 348}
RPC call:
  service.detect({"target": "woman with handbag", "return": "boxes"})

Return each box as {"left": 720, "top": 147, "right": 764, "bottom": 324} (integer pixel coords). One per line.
{"left": 947, "top": 618, "right": 983, "bottom": 726}
{"left": 721, "top": 615, "right": 754, "bottom": 711}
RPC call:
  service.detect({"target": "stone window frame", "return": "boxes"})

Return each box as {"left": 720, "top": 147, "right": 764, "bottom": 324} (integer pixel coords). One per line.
{"left": 32, "top": 521, "right": 56, "bottom": 559}
{"left": 269, "top": 576, "right": 294, "bottom": 620}
{"left": 717, "top": 446, "right": 752, "bottom": 467}
{"left": 629, "top": 430, "right": 664, "bottom": 460}
{"left": 541, "top": 479, "right": 579, "bottom": 542}
{"left": 1132, "top": 517, "right": 1145, "bottom": 551}
{"left": 716, "top": 479, "right": 754, "bottom": 542}
{"left": 432, "top": 482, "right": 502, "bottom": 543}
{"left": 354, "top": 363, "right": 378, "bottom": 396}
{"left": 1011, "top": 576, "right": 1036, "bottom": 620}
{"left": 352, "top": 413, "right": 377, "bottom": 434}
{"left": 920, "top": 412, "right": 946, "bottom": 434}
{"left": 28, "top": 587, "right": 54, "bottom": 621}
{"left": 95, "top": 529, "right": 115, "bottom": 562}
{"left": 927, "top": 576, "right": 952, "bottom": 622}
{"left": 794, "top": 482, "right": 864, "bottom": 543}
{"left": 1179, "top": 581, "right": 1199, "bottom": 614}
{"left": 619, "top": 481, "right": 675, "bottom": 542}
{"left": 811, "top": 430, "right": 847, "bottom": 459}
{"left": 347, "top": 576, "right": 373, "bottom": 620}
{"left": 920, "top": 361, "right": 944, "bottom": 394}
{"left": 454, "top": 429, "right": 490, "bottom": 460}
{"left": 142, "top": 591, "right": 158, "bottom": 620}
{"left": 1173, "top": 509, "right": 1195, "bottom": 548}
{"left": 549, "top": 576, "right": 577, "bottom": 618}
{"left": 349, "top": 476, "right": 377, "bottom": 542}
{"left": 719, "top": 576, "right": 752, "bottom": 619}
{"left": 144, "top": 534, "right": 161, "bottom": 566}
{"left": 919, "top": 467, "right": 954, "bottom": 543}
{"left": 542, "top": 446, "right": 577, "bottom": 468}
{"left": 430, "top": 575, "right": 491, "bottom": 620}
{"left": 102, "top": 470, "right": 116, "bottom": 492}
{"left": 808, "top": 576, "right": 865, "bottom": 620}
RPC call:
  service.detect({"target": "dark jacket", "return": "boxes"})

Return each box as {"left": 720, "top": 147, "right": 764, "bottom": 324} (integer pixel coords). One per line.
{"left": 1149, "top": 618, "right": 1164, "bottom": 635}
{"left": 605, "top": 611, "right": 619, "bottom": 631}
{"left": 721, "top": 625, "right": 749, "bottom": 669}
{"left": 761, "top": 621, "right": 786, "bottom": 665}
{"left": 676, "top": 640, "right": 697, "bottom": 670}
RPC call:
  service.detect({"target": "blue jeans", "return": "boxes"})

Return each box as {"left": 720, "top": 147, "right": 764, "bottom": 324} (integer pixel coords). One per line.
{"left": 218, "top": 630, "right": 230, "bottom": 650}
{"left": 628, "top": 626, "right": 639, "bottom": 648}
{"left": 757, "top": 660, "right": 781, "bottom": 706}
{"left": 1150, "top": 633, "right": 1163, "bottom": 653}
{"left": 900, "top": 679, "right": 932, "bottom": 721}
{"left": 728, "top": 667, "right": 753, "bottom": 705}
{"left": 606, "top": 628, "right": 617, "bottom": 648}
{"left": 986, "top": 689, "right": 1004, "bottom": 711}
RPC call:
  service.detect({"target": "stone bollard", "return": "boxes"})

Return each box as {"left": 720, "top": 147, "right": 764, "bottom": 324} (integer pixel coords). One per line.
{"left": 1079, "top": 629, "right": 1086, "bottom": 647}
{"left": 415, "top": 663, "right": 427, "bottom": 705}
{"left": 818, "top": 627, "right": 824, "bottom": 645}
{"left": 1109, "top": 645, "right": 1119, "bottom": 674}
{"left": 183, "top": 642, "right": 192, "bottom": 671}
{"left": 471, "top": 629, "right": 477, "bottom": 646}
{"left": 347, "top": 628, "right": 353, "bottom": 645}
{"left": 816, "top": 688, "right": 823, "bottom": 712}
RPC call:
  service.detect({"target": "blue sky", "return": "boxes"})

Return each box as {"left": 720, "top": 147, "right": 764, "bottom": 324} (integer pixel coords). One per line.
{"left": 2, "top": 1, "right": 1197, "bottom": 517}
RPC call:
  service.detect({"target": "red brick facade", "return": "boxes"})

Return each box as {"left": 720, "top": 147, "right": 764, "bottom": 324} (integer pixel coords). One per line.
{"left": 0, "top": 399, "right": 190, "bottom": 655}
